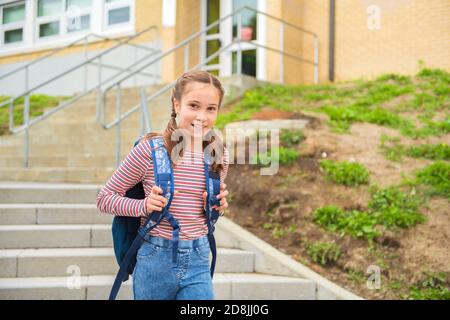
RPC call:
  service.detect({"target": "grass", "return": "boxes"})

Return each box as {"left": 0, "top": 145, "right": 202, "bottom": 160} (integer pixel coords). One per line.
{"left": 368, "top": 185, "right": 425, "bottom": 230}
{"left": 306, "top": 241, "right": 342, "bottom": 266}
{"left": 380, "top": 136, "right": 450, "bottom": 162}
{"left": 216, "top": 65, "right": 449, "bottom": 140}
{"left": 280, "top": 129, "right": 305, "bottom": 147}
{"left": 0, "top": 94, "right": 70, "bottom": 135}
{"left": 319, "top": 159, "right": 370, "bottom": 186}
{"left": 404, "top": 271, "right": 450, "bottom": 300}
{"left": 414, "top": 161, "right": 450, "bottom": 199}
{"left": 262, "top": 222, "right": 297, "bottom": 239}
{"left": 253, "top": 146, "right": 300, "bottom": 166}
{"left": 312, "top": 185, "right": 425, "bottom": 241}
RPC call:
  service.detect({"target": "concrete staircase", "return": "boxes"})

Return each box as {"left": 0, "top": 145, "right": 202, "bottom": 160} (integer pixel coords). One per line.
{"left": 0, "top": 182, "right": 316, "bottom": 300}
{"left": 0, "top": 75, "right": 360, "bottom": 300}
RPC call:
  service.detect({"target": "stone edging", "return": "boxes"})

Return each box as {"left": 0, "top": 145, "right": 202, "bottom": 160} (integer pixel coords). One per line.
{"left": 215, "top": 217, "right": 364, "bottom": 300}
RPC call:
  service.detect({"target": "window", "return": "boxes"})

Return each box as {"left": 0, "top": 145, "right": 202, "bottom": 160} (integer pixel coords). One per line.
{"left": 104, "top": 0, "right": 132, "bottom": 27}
{"left": 1, "top": 2, "right": 26, "bottom": 45}
{"left": 66, "top": 0, "right": 92, "bottom": 33}
{"left": 36, "top": 0, "right": 93, "bottom": 39}
{"left": 0, "top": 1, "right": 134, "bottom": 54}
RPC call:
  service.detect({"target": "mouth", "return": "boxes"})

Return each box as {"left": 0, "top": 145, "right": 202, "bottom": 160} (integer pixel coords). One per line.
{"left": 191, "top": 123, "right": 207, "bottom": 129}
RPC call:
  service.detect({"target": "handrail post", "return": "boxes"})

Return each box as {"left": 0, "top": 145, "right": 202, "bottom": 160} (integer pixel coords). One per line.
{"left": 9, "top": 100, "right": 14, "bottom": 132}
{"left": 115, "top": 83, "right": 122, "bottom": 168}
{"left": 280, "top": 22, "right": 284, "bottom": 84}
{"left": 84, "top": 36, "right": 88, "bottom": 93}
{"left": 237, "top": 12, "right": 242, "bottom": 76}
{"left": 25, "top": 65, "right": 29, "bottom": 97}
{"left": 140, "top": 87, "right": 151, "bottom": 135}
{"left": 314, "top": 36, "right": 319, "bottom": 84}
{"left": 96, "top": 56, "right": 102, "bottom": 122}
{"left": 23, "top": 94, "right": 30, "bottom": 168}
{"left": 134, "top": 45, "right": 138, "bottom": 86}
{"left": 184, "top": 43, "right": 189, "bottom": 72}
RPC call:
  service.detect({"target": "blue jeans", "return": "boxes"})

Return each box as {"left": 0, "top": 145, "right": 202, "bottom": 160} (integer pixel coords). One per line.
{"left": 132, "top": 234, "right": 214, "bottom": 300}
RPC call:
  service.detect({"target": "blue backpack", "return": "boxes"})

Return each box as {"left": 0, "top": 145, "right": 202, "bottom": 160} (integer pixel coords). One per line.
{"left": 109, "top": 136, "right": 222, "bottom": 300}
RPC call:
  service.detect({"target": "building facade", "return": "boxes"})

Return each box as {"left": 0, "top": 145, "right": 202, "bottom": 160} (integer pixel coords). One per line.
{"left": 0, "top": 0, "right": 449, "bottom": 95}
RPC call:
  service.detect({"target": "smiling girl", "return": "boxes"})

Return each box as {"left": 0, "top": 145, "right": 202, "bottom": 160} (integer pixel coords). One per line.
{"left": 97, "top": 70, "right": 229, "bottom": 300}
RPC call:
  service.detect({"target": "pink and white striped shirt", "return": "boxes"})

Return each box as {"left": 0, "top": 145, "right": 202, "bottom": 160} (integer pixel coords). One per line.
{"left": 96, "top": 137, "right": 229, "bottom": 240}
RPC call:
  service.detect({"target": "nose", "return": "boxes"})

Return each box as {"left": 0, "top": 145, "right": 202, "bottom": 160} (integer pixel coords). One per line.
{"left": 194, "top": 110, "right": 207, "bottom": 123}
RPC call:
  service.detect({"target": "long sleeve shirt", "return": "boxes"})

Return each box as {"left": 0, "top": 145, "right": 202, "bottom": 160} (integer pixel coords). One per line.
{"left": 96, "top": 138, "right": 229, "bottom": 240}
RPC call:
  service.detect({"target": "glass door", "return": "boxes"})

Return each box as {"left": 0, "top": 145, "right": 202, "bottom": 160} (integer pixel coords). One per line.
{"left": 201, "top": 0, "right": 221, "bottom": 76}
{"left": 229, "top": 0, "right": 257, "bottom": 77}
{"left": 201, "top": 0, "right": 264, "bottom": 78}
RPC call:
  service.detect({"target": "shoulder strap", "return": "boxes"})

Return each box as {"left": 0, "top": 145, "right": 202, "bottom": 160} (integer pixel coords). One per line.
{"left": 203, "top": 152, "right": 222, "bottom": 279}
{"left": 109, "top": 136, "right": 179, "bottom": 300}
{"left": 138, "top": 136, "right": 176, "bottom": 236}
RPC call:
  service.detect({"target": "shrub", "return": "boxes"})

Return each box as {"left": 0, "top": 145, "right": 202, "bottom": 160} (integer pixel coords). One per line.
{"left": 306, "top": 242, "right": 342, "bottom": 266}
{"left": 319, "top": 159, "right": 370, "bottom": 186}
{"left": 415, "top": 161, "right": 450, "bottom": 199}
{"left": 368, "top": 186, "right": 425, "bottom": 229}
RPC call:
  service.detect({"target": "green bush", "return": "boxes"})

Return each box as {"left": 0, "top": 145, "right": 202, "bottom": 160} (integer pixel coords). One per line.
{"left": 319, "top": 159, "right": 370, "bottom": 186}
{"left": 415, "top": 161, "right": 450, "bottom": 199}
{"left": 312, "top": 206, "right": 380, "bottom": 241}
{"left": 406, "top": 143, "right": 450, "bottom": 160}
{"left": 255, "top": 146, "right": 299, "bottom": 166}
{"left": 306, "top": 242, "right": 342, "bottom": 266}
{"left": 313, "top": 185, "right": 425, "bottom": 241}
{"left": 405, "top": 271, "right": 450, "bottom": 300}
{"left": 368, "top": 186, "right": 425, "bottom": 229}
{"left": 280, "top": 129, "right": 304, "bottom": 147}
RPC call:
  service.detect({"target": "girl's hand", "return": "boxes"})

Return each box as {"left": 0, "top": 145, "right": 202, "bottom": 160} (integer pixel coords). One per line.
{"left": 145, "top": 185, "right": 178, "bottom": 213}
{"left": 202, "top": 183, "right": 229, "bottom": 216}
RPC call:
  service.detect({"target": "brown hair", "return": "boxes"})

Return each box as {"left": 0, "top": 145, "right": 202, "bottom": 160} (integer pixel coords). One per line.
{"left": 144, "top": 70, "right": 225, "bottom": 173}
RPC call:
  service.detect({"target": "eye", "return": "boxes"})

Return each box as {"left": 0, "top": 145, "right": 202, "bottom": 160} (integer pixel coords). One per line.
{"left": 190, "top": 104, "right": 199, "bottom": 108}
{"left": 208, "top": 106, "right": 217, "bottom": 112}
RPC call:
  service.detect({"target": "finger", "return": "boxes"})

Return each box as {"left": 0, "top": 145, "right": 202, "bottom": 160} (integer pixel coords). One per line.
{"left": 149, "top": 204, "right": 164, "bottom": 212}
{"left": 217, "top": 190, "right": 229, "bottom": 199}
{"left": 216, "top": 202, "right": 228, "bottom": 211}
{"left": 220, "top": 183, "right": 227, "bottom": 190}
{"left": 149, "top": 198, "right": 165, "bottom": 207}
{"left": 151, "top": 185, "right": 163, "bottom": 195}
{"left": 154, "top": 194, "right": 168, "bottom": 205}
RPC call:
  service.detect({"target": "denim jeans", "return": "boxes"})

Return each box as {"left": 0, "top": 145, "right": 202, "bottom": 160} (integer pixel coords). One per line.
{"left": 132, "top": 234, "right": 214, "bottom": 300}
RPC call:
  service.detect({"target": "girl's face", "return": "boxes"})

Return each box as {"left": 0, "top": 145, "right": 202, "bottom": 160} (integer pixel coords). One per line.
{"left": 173, "top": 81, "right": 220, "bottom": 142}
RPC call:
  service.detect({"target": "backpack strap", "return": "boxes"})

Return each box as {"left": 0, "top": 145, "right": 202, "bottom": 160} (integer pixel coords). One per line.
{"left": 109, "top": 136, "right": 178, "bottom": 300}
{"left": 147, "top": 136, "right": 180, "bottom": 264}
{"left": 203, "top": 157, "right": 222, "bottom": 279}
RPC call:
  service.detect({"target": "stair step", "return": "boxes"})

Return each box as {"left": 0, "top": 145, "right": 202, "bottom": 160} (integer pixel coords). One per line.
{"left": 0, "top": 273, "right": 315, "bottom": 300}
{"left": 0, "top": 204, "right": 112, "bottom": 225}
{"left": 0, "top": 247, "right": 255, "bottom": 277}
{"left": 0, "top": 155, "right": 123, "bottom": 168}
{"left": 0, "top": 182, "right": 101, "bottom": 204}
{"left": 0, "top": 167, "right": 114, "bottom": 183}
{"left": 0, "top": 224, "right": 111, "bottom": 249}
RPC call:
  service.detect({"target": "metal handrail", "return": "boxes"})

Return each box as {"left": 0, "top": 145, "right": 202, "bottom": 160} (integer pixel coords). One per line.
{"left": 99, "top": 5, "right": 318, "bottom": 126}
{"left": 103, "top": 5, "right": 317, "bottom": 95}
{"left": 11, "top": 5, "right": 319, "bottom": 168}
{"left": 0, "top": 25, "right": 159, "bottom": 110}
{"left": 0, "top": 31, "right": 158, "bottom": 81}
{"left": 102, "top": 6, "right": 319, "bottom": 166}
{"left": 9, "top": 44, "right": 162, "bottom": 136}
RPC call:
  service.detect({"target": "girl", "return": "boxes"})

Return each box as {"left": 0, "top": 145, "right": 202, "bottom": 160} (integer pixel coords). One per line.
{"left": 97, "top": 70, "right": 230, "bottom": 300}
